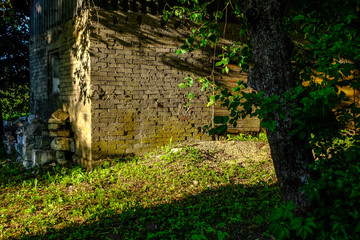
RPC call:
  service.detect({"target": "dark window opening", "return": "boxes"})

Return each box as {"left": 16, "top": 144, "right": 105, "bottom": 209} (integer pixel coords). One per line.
{"left": 48, "top": 51, "right": 60, "bottom": 94}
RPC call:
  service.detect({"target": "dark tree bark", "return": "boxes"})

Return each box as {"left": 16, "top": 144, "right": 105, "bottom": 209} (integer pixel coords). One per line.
{"left": 245, "top": 0, "right": 318, "bottom": 215}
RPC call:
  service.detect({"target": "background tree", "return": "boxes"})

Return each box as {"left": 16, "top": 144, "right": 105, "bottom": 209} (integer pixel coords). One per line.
{"left": 168, "top": 0, "right": 360, "bottom": 219}
{"left": 0, "top": 0, "right": 30, "bottom": 135}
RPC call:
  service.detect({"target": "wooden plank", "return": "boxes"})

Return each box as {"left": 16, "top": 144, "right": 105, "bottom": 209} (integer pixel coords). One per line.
{"left": 30, "top": 3, "right": 34, "bottom": 36}
{"left": 62, "top": 0, "right": 66, "bottom": 21}
{"left": 213, "top": 65, "right": 261, "bottom": 133}
{"left": 30, "top": 0, "right": 81, "bottom": 35}
{"left": 214, "top": 118, "right": 261, "bottom": 133}
{"left": 69, "top": 0, "right": 72, "bottom": 18}
{"left": 59, "top": 0, "right": 62, "bottom": 26}
{"left": 130, "top": 0, "right": 137, "bottom": 12}
{"left": 216, "top": 74, "right": 248, "bottom": 82}
{"left": 56, "top": 0, "right": 59, "bottom": 26}
{"left": 51, "top": 0, "right": 53, "bottom": 28}
{"left": 122, "top": 0, "right": 129, "bottom": 12}
{"left": 150, "top": 0, "right": 156, "bottom": 14}
{"left": 140, "top": 0, "right": 146, "bottom": 13}
{"left": 71, "top": 0, "right": 74, "bottom": 18}
{"left": 227, "top": 126, "right": 260, "bottom": 133}
{"left": 35, "top": 1, "right": 38, "bottom": 35}
{"left": 214, "top": 109, "right": 244, "bottom": 115}
{"left": 215, "top": 81, "right": 240, "bottom": 89}
{"left": 158, "top": 0, "right": 165, "bottom": 13}
{"left": 40, "top": 0, "right": 43, "bottom": 34}
{"left": 43, "top": 0, "right": 47, "bottom": 31}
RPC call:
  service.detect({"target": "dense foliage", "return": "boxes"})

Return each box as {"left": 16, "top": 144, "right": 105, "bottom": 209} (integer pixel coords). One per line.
{"left": 0, "top": 0, "right": 30, "bottom": 121}
{"left": 1, "top": 84, "right": 29, "bottom": 120}
{"left": 268, "top": 3, "right": 360, "bottom": 238}
{"left": 168, "top": 0, "right": 360, "bottom": 238}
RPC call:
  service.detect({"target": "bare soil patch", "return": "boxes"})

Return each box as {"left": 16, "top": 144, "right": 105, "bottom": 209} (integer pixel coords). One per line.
{"left": 178, "top": 140, "right": 272, "bottom": 164}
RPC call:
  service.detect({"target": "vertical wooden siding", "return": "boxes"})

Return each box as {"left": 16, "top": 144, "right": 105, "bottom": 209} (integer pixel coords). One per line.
{"left": 30, "top": 0, "right": 168, "bottom": 37}
{"left": 30, "top": 0, "right": 82, "bottom": 37}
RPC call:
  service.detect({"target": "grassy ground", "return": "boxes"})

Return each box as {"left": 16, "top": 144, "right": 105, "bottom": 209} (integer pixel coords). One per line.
{"left": 0, "top": 136, "right": 280, "bottom": 239}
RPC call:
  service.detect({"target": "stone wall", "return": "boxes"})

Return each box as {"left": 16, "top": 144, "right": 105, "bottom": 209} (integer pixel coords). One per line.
{"left": 2, "top": 110, "right": 75, "bottom": 169}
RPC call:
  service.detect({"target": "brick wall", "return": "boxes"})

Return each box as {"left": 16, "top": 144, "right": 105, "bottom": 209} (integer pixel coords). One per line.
{"left": 29, "top": 10, "right": 93, "bottom": 162}
{"left": 89, "top": 10, "right": 214, "bottom": 162}
{"left": 30, "top": 8, "right": 260, "bottom": 167}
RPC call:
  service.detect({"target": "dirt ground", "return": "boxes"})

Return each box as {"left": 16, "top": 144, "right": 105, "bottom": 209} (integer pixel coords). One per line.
{"left": 177, "top": 140, "right": 272, "bottom": 164}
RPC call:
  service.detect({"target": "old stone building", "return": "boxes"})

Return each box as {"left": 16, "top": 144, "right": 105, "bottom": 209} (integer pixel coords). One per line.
{"left": 29, "top": 0, "right": 259, "bottom": 167}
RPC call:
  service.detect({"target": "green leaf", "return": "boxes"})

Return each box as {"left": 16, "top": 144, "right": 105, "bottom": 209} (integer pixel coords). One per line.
{"left": 241, "top": 47, "right": 249, "bottom": 57}
{"left": 200, "top": 38, "right": 207, "bottom": 47}
{"left": 208, "top": 34, "right": 218, "bottom": 43}
{"left": 174, "top": 8, "right": 184, "bottom": 17}
{"left": 209, "top": 128, "right": 217, "bottom": 135}
{"left": 299, "top": 131, "right": 306, "bottom": 139}
{"left": 289, "top": 129, "right": 299, "bottom": 137}
{"left": 215, "top": 61, "right": 223, "bottom": 67}
{"left": 200, "top": 81, "right": 209, "bottom": 92}
{"left": 291, "top": 217, "right": 303, "bottom": 230}
{"left": 163, "top": 10, "right": 169, "bottom": 21}
{"left": 293, "top": 14, "right": 305, "bottom": 22}
{"left": 355, "top": 222, "right": 360, "bottom": 232}
{"left": 216, "top": 124, "right": 227, "bottom": 134}
{"left": 207, "top": 95, "right": 216, "bottom": 107}
{"left": 345, "top": 14, "right": 357, "bottom": 24}
{"left": 239, "top": 28, "right": 246, "bottom": 37}
{"left": 184, "top": 76, "right": 194, "bottom": 87}
{"left": 233, "top": 86, "right": 240, "bottom": 92}
{"left": 316, "top": 177, "right": 326, "bottom": 190}
{"left": 214, "top": 116, "right": 229, "bottom": 124}
{"left": 261, "top": 120, "right": 276, "bottom": 131}
{"left": 179, "top": 83, "right": 186, "bottom": 88}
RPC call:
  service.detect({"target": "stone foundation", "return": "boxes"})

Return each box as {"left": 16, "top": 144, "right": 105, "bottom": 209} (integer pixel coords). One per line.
{"left": 2, "top": 109, "right": 75, "bottom": 169}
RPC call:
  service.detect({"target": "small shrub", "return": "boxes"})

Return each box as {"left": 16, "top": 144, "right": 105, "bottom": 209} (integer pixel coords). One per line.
{"left": 1, "top": 84, "right": 30, "bottom": 121}
{"left": 268, "top": 142, "right": 360, "bottom": 240}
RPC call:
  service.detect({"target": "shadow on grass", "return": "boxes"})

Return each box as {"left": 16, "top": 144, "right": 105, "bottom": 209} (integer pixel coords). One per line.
{"left": 17, "top": 182, "right": 280, "bottom": 240}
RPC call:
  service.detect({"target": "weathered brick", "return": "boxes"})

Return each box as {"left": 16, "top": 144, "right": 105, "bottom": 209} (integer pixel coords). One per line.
{"left": 30, "top": 9, "right": 258, "bottom": 166}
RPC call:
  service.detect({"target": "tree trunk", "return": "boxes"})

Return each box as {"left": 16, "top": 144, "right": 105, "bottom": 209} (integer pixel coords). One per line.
{"left": 246, "top": 0, "right": 318, "bottom": 215}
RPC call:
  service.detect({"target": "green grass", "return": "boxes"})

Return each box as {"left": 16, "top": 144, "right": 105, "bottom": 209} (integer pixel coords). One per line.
{"left": 0, "top": 142, "right": 279, "bottom": 239}
{"left": 226, "top": 133, "right": 268, "bottom": 142}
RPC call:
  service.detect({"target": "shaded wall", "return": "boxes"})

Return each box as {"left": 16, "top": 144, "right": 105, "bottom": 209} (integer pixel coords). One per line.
{"left": 88, "top": 10, "right": 214, "bottom": 162}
